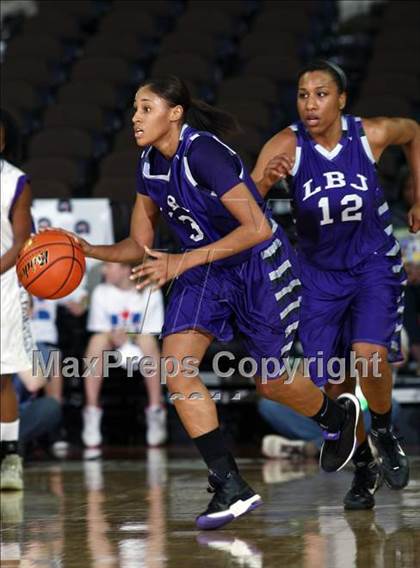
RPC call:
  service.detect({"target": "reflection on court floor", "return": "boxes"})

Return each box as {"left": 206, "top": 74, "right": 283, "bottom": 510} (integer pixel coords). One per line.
{"left": 1, "top": 453, "right": 419, "bottom": 567}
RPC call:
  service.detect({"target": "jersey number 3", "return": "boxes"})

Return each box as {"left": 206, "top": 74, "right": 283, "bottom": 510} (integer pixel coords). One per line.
{"left": 167, "top": 195, "right": 204, "bottom": 242}
{"left": 318, "top": 194, "right": 363, "bottom": 226}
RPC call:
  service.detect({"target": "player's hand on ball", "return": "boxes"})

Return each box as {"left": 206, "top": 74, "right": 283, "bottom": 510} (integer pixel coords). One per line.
{"left": 39, "top": 227, "right": 93, "bottom": 255}
{"left": 408, "top": 203, "right": 420, "bottom": 233}
{"left": 263, "top": 154, "right": 294, "bottom": 186}
{"left": 131, "top": 246, "right": 186, "bottom": 290}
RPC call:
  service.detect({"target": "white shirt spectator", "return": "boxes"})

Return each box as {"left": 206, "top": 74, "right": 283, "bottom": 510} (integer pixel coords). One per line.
{"left": 30, "top": 297, "right": 58, "bottom": 345}
{"left": 30, "top": 277, "right": 88, "bottom": 345}
{"left": 87, "top": 284, "right": 164, "bottom": 334}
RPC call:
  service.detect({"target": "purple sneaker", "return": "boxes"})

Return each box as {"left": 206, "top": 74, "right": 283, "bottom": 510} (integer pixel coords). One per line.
{"left": 195, "top": 471, "right": 262, "bottom": 531}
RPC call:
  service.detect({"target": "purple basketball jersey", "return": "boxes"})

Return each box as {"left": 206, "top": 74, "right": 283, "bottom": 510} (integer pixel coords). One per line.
{"left": 137, "top": 124, "right": 270, "bottom": 266}
{"left": 290, "top": 115, "right": 397, "bottom": 270}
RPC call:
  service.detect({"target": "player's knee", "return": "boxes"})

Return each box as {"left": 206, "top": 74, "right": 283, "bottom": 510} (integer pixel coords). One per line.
{"left": 353, "top": 346, "right": 388, "bottom": 379}
{"left": 165, "top": 374, "right": 188, "bottom": 396}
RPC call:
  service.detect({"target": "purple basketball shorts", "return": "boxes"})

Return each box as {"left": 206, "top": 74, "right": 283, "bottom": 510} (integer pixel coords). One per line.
{"left": 298, "top": 245, "right": 406, "bottom": 387}
{"left": 162, "top": 229, "right": 301, "bottom": 379}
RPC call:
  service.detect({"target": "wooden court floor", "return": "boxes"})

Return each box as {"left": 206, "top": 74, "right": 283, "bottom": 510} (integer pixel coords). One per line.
{"left": 1, "top": 452, "right": 419, "bottom": 567}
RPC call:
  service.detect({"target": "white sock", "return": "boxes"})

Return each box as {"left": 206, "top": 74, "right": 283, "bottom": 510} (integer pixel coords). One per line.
{"left": 148, "top": 404, "right": 161, "bottom": 412}
{"left": 0, "top": 420, "right": 19, "bottom": 442}
{"left": 1, "top": 543, "right": 21, "bottom": 562}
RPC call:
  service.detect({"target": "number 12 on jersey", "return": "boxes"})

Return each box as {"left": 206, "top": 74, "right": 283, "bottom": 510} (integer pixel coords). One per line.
{"left": 318, "top": 194, "right": 363, "bottom": 226}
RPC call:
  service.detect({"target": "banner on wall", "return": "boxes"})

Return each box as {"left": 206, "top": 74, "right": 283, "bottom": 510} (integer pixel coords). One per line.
{"left": 32, "top": 198, "right": 114, "bottom": 269}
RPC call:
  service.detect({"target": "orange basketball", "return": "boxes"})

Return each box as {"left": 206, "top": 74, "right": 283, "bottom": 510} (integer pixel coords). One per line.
{"left": 17, "top": 230, "right": 86, "bottom": 299}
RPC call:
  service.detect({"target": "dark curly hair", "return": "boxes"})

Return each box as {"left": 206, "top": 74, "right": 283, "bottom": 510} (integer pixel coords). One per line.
{"left": 0, "top": 108, "right": 23, "bottom": 164}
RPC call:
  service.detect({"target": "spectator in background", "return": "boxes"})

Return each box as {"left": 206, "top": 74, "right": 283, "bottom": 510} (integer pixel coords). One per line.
{"left": 82, "top": 262, "right": 165, "bottom": 459}
{"left": 13, "top": 371, "right": 61, "bottom": 459}
{"left": 5, "top": 286, "right": 61, "bottom": 459}
{"left": 29, "top": 283, "right": 88, "bottom": 456}
{"left": 392, "top": 168, "right": 420, "bottom": 376}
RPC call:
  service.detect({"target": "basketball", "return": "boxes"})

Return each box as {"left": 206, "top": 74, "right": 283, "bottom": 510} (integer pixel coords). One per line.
{"left": 16, "top": 230, "right": 86, "bottom": 299}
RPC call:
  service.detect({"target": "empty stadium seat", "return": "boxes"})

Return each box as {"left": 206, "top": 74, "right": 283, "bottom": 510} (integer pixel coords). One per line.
{"left": 2, "top": 57, "right": 64, "bottom": 87}
{"left": 43, "top": 103, "right": 107, "bottom": 133}
{"left": 151, "top": 54, "right": 219, "bottom": 86}
{"left": 2, "top": 80, "right": 44, "bottom": 112}
{"left": 58, "top": 80, "right": 122, "bottom": 110}
{"left": 98, "top": 150, "right": 140, "bottom": 178}
{"left": 217, "top": 76, "right": 280, "bottom": 105}
{"left": 244, "top": 55, "right": 300, "bottom": 83}
{"left": 92, "top": 177, "right": 137, "bottom": 203}
{"left": 28, "top": 128, "right": 94, "bottom": 160}
{"left": 5, "top": 33, "right": 63, "bottom": 61}
{"left": 24, "top": 157, "right": 86, "bottom": 189}
{"left": 71, "top": 57, "right": 135, "bottom": 86}
{"left": 30, "top": 179, "right": 72, "bottom": 199}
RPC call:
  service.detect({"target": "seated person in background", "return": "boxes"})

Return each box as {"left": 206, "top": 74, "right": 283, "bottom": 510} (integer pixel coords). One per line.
{"left": 392, "top": 168, "right": 420, "bottom": 376}
{"left": 29, "top": 282, "right": 88, "bottom": 455}
{"left": 83, "top": 262, "right": 165, "bottom": 457}
{"left": 13, "top": 368, "right": 61, "bottom": 459}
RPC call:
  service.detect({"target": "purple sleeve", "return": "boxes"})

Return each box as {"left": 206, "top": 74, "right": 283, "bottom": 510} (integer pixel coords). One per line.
{"left": 8, "top": 174, "right": 29, "bottom": 221}
{"left": 187, "top": 137, "right": 243, "bottom": 197}
{"left": 136, "top": 157, "right": 148, "bottom": 195}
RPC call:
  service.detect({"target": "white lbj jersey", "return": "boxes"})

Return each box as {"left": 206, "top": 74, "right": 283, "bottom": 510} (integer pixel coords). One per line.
{"left": 1, "top": 159, "right": 28, "bottom": 256}
{"left": 0, "top": 159, "right": 32, "bottom": 373}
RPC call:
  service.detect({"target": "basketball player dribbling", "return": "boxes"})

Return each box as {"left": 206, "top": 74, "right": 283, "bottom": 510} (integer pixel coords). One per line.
{"left": 0, "top": 110, "right": 33, "bottom": 490}
{"left": 55, "top": 76, "right": 364, "bottom": 530}
{"left": 252, "top": 60, "right": 420, "bottom": 509}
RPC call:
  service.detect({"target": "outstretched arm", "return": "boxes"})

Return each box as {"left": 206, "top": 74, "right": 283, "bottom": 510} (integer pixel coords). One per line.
{"left": 86, "top": 193, "right": 159, "bottom": 263}
{"left": 364, "top": 117, "right": 420, "bottom": 232}
{"left": 251, "top": 128, "right": 297, "bottom": 197}
{"left": 57, "top": 193, "right": 160, "bottom": 264}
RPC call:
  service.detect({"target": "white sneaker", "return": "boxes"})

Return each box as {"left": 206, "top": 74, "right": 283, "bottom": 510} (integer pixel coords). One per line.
{"left": 83, "top": 447, "right": 102, "bottom": 461}
{"left": 197, "top": 534, "right": 263, "bottom": 568}
{"left": 1, "top": 454, "right": 24, "bottom": 491}
{"left": 83, "top": 460, "right": 104, "bottom": 491}
{"left": 146, "top": 448, "right": 168, "bottom": 487}
{"left": 262, "top": 435, "right": 306, "bottom": 459}
{"left": 145, "top": 406, "right": 167, "bottom": 447}
{"left": 0, "top": 491, "right": 23, "bottom": 522}
{"left": 51, "top": 440, "right": 69, "bottom": 459}
{"left": 82, "top": 406, "right": 103, "bottom": 449}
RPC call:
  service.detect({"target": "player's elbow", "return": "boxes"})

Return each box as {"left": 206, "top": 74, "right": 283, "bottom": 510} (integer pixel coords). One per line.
{"left": 256, "top": 221, "right": 273, "bottom": 243}
{"left": 246, "top": 222, "right": 272, "bottom": 245}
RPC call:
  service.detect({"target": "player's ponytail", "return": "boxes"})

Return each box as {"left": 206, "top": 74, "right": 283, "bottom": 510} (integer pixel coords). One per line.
{"left": 142, "top": 75, "right": 239, "bottom": 138}
{"left": 186, "top": 97, "right": 239, "bottom": 138}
